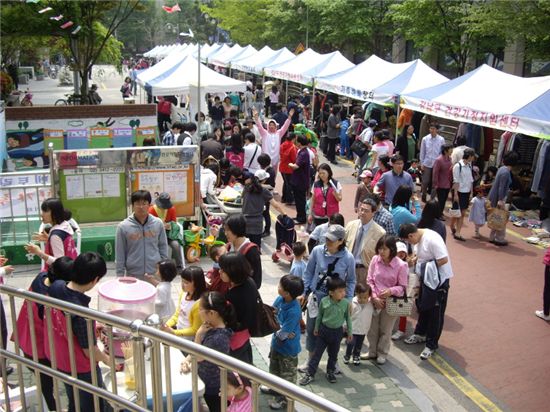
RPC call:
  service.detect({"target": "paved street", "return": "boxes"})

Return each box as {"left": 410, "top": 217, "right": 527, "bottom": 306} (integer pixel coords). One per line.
{"left": 6, "top": 68, "right": 550, "bottom": 411}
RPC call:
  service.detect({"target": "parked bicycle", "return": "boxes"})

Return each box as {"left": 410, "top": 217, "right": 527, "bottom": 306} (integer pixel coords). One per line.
{"left": 54, "top": 93, "right": 81, "bottom": 105}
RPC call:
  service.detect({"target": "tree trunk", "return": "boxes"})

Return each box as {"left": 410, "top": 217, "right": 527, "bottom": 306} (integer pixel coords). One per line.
{"left": 79, "top": 69, "right": 90, "bottom": 104}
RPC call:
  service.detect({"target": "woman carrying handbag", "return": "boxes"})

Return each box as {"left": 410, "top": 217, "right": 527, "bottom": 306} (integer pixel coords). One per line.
{"left": 365, "top": 235, "right": 408, "bottom": 365}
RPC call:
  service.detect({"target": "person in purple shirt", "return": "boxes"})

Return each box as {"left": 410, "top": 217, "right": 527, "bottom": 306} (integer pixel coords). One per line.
{"left": 289, "top": 135, "right": 311, "bottom": 224}
{"left": 374, "top": 154, "right": 415, "bottom": 206}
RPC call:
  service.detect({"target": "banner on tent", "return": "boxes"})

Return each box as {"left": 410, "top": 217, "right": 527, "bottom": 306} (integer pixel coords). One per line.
{"left": 412, "top": 99, "right": 521, "bottom": 131}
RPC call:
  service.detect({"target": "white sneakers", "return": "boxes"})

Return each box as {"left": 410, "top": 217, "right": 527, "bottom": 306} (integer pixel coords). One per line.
{"left": 420, "top": 347, "right": 434, "bottom": 360}
{"left": 391, "top": 330, "right": 405, "bottom": 340}
{"left": 535, "top": 310, "right": 550, "bottom": 321}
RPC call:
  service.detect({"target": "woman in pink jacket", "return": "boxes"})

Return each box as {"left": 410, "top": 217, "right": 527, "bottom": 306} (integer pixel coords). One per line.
{"left": 253, "top": 107, "right": 294, "bottom": 174}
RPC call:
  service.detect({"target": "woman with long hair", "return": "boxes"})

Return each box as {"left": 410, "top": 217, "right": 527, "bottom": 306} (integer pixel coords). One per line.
{"left": 395, "top": 124, "right": 417, "bottom": 168}
{"left": 24, "top": 198, "right": 78, "bottom": 270}
{"left": 390, "top": 185, "right": 422, "bottom": 233}
{"left": 418, "top": 199, "right": 447, "bottom": 242}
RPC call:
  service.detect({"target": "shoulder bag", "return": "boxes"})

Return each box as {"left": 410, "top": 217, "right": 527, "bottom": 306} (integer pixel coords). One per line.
{"left": 351, "top": 139, "right": 368, "bottom": 157}
{"left": 250, "top": 293, "right": 280, "bottom": 337}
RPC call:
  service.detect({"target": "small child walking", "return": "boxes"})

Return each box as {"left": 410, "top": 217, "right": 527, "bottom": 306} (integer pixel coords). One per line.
{"left": 145, "top": 259, "right": 177, "bottom": 323}
{"left": 289, "top": 242, "right": 307, "bottom": 278}
{"left": 299, "top": 277, "right": 352, "bottom": 385}
{"left": 469, "top": 187, "right": 489, "bottom": 239}
{"left": 227, "top": 372, "right": 252, "bottom": 412}
{"left": 344, "top": 283, "right": 373, "bottom": 365}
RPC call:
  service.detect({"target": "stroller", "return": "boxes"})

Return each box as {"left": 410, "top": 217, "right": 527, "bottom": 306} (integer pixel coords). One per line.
{"left": 271, "top": 214, "right": 296, "bottom": 263}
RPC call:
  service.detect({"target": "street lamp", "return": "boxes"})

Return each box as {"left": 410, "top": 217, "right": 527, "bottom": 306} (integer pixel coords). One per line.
{"left": 179, "top": 29, "right": 201, "bottom": 136}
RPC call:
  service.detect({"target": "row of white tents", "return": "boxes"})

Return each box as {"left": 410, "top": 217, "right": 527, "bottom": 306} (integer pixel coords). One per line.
{"left": 141, "top": 43, "right": 550, "bottom": 139}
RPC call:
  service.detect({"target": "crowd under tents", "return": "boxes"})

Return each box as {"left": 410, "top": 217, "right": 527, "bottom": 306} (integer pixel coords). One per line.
{"left": 140, "top": 43, "right": 550, "bottom": 138}
{"left": 401, "top": 64, "right": 550, "bottom": 139}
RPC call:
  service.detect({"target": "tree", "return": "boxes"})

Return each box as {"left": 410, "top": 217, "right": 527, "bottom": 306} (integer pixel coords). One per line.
{"left": 1, "top": 0, "right": 141, "bottom": 103}
{"left": 465, "top": 0, "right": 550, "bottom": 62}
{"left": 388, "top": 0, "right": 502, "bottom": 76}
{"left": 201, "top": 0, "right": 395, "bottom": 61}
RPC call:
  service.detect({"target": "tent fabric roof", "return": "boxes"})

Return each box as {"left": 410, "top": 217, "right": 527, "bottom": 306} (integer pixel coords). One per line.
{"left": 210, "top": 44, "right": 257, "bottom": 68}
{"left": 402, "top": 64, "right": 550, "bottom": 138}
{"left": 231, "top": 46, "right": 295, "bottom": 75}
{"left": 264, "top": 48, "right": 354, "bottom": 85}
{"left": 137, "top": 54, "right": 246, "bottom": 96}
{"left": 316, "top": 55, "right": 415, "bottom": 102}
{"left": 136, "top": 49, "right": 189, "bottom": 86}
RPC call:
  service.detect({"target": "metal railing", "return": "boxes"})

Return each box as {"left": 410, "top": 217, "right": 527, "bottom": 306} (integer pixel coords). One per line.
{"left": 0, "top": 284, "right": 350, "bottom": 412}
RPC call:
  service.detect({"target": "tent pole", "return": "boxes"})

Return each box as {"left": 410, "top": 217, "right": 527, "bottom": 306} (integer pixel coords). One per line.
{"left": 312, "top": 80, "right": 316, "bottom": 129}
{"left": 285, "top": 80, "right": 288, "bottom": 105}
{"left": 197, "top": 44, "right": 202, "bottom": 136}
{"left": 395, "top": 98, "right": 400, "bottom": 144}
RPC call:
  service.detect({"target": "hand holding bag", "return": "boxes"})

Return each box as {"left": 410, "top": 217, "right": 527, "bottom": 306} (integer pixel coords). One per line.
{"left": 487, "top": 207, "right": 509, "bottom": 231}
{"left": 448, "top": 201, "right": 461, "bottom": 218}
{"left": 385, "top": 294, "right": 413, "bottom": 317}
{"left": 249, "top": 293, "right": 280, "bottom": 338}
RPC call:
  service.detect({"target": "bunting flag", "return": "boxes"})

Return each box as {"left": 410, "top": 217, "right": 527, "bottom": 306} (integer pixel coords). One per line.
{"left": 50, "top": 14, "right": 63, "bottom": 21}
{"left": 60, "top": 21, "right": 74, "bottom": 29}
{"left": 162, "top": 4, "right": 181, "bottom": 13}
{"left": 38, "top": 7, "right": 52, "bottom": 13}
{"left": 71, "top": 25, "right": 81, "bottom": 35}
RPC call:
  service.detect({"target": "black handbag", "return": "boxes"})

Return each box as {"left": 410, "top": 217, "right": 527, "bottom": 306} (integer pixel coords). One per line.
{"left": 350, "top": 139, "right": 368, "bottom": 157}
{"left": 249, "top": 294, "right": 280, "bottom": 337}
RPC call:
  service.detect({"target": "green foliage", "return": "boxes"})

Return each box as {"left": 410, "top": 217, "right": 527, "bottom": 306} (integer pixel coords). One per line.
{"left": 202, "top": 0, "right": 395, "bottom": 60}
{"left": 465, "top": 0, "right": 550, "bottom": 61}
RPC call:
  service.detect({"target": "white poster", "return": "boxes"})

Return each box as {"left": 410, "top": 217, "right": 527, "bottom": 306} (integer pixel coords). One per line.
{"left": 66, "top": 175, "right": 84, "bottom": 200}
{"left": 102, "top": 174, "right": 121, "bottom": 198}
{"left": 138, "top": 172, "right": 163, "bottom": 196}
{"left": 84, "top": 174, "right": 103, "bottom": 198}
{"left": 164, "top": 171, "right": 187, "bottom": 203}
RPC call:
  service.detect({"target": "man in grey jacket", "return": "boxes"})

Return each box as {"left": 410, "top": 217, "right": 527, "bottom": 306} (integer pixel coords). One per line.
{"left": 488, "top": 151, "right": 519, "bottom": 246}
{"left": 115, "top": 190, "right": 168, "bottom": 279}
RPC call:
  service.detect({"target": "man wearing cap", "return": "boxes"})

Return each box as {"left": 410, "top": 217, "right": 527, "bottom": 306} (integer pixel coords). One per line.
{"left": 344, "top": 197, "right": 386, "bottom": 285}
{"left": 374, "top": 154, "right": 415, "bottom": 206}
{"left": 399, "top": 223, "right": 453, "bottom": 360}
{"left": 419, "top": 123, "right": 445, "bottom": 203}
{"left": 116, "top": 190, "right": 169, "bottom": 279}
{"left": 253, "top": 107, "right": 294, "bottom": 176}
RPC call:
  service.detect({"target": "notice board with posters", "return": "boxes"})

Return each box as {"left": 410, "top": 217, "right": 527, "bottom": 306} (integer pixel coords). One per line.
{"left": 51, "top": 146, "right": 200, "bottom": 224}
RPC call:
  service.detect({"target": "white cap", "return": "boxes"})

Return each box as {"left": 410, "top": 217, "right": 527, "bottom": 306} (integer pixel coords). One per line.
{"left": 396, "top": 241, "right": 408, "bottom": 254}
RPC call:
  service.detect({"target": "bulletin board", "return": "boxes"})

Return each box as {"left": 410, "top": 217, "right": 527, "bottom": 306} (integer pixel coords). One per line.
{"left": 131, "top": 167, "right": 195, "bottom": 216}
{"left": 58, "top": 167, "right": 128, "bottom": 223}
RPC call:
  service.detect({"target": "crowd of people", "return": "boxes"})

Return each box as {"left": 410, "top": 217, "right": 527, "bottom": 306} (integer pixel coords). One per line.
{"left": 2, "top": 86, "right": 549, "bottom": 412}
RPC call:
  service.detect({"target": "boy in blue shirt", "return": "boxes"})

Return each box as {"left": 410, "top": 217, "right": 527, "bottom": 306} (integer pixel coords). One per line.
{"left": 262, "top": 274, "right": 304, "bottom": 410}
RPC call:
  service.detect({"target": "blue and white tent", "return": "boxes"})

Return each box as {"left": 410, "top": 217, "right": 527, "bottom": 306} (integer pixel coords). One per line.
{"left": 402, "top": 64, "right": 550, "bottom": 139}
{"left": 316, "top": 55, "right": 447, "bottom": 104}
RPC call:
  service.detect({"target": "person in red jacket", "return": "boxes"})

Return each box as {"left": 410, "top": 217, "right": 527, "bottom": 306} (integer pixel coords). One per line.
{"left": 279, "top": 133, "right": 297, "bottom": 205}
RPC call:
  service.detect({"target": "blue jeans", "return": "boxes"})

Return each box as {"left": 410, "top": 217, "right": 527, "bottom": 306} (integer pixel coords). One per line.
{"left": 307, "top": 324, "right": 343, "bottom": 376}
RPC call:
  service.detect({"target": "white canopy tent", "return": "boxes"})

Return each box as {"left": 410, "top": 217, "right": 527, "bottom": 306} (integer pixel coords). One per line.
{"left": 210, "top": 44, "right": 257, "bottom": 68}
{"left": 136, "top": 48, "right": 190, "bottom": 87}
{"left": 402, "top": 64, "right": 550, "bottom": 138}
{"left": 316, "top": 55, "right": 416, "bottom": 102}
{"left": 231, "top": 46, "right": 295, "bottom": 75}
{"left": 137, "top": 54, "right": 246, "bottom": 122}
{"left": 263, "top": 48, "right": 354, "bottom": 85}
{"left": 203, "top": 43, "right": 232, "bottom": 63}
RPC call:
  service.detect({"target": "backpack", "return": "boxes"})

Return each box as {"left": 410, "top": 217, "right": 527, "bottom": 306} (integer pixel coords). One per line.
{"left": 226, "top": 149, "right": 244, "bottom": 169}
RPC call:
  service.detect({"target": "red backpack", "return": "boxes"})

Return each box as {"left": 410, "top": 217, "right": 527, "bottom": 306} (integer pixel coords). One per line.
{"left": 158, "top": 100, "right": 172, "bottom": 115}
